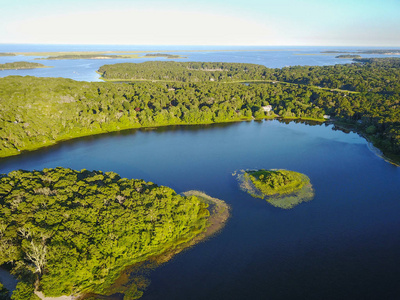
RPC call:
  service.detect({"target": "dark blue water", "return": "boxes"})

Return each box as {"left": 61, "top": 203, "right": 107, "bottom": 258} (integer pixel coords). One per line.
{"left": 1, "top": 120, "right": 399, "bottom": 299}
{"left": 1, "top": 45, "right": 399, "bottom": 81}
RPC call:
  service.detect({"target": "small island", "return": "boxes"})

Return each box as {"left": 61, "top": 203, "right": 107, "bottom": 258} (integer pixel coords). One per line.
{"left": 0, "top": 168, "right": 229, "bottom": 299}
{"left": 35, "top": 54, "right": 141, "bottom": 60}
{"left": 323, "top": 49, "right": 400, "bottom": 55}
{"left": 142, "top": 53, "right": 186, "bottom": 59}
{"left": 235, "top": 169, "right": 314, "bottom": 209}
{"left": 335, "top": 55, "right": 362, "bottom": 59}
{"left": 0, "top": 61, "right": 50, "bottom": 70}
{"left": 0, "top": 53, "right": 16, "bottom": 57}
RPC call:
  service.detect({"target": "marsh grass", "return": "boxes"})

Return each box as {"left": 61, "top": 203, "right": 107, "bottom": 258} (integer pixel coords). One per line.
{"left": 234, "top": 169, "right": 314, "bottom": 209}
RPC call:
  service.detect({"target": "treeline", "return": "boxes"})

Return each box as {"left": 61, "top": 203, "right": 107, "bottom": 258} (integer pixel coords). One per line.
{"left": 0, "top": 167, "right": 210, "bottom": 298}
{"left": 97, "top": 60, "right": 400, "bottom": 155}
{"left": 1, "top": 58, "right": 400, "bottom": 157}
{"left": 98, "top": 59, "right": 400, "bottom": 93}
{"left": 272, "top": 58, "right": 400, "bottom": 93}
{"left": 0, "top": 62, "right": 48, "bottom": 70}
{"left": 0, "top": 76, "right": 328, "bottom": 158}
{"left": 98, "top": 61, "right": 269, "bottom": 82}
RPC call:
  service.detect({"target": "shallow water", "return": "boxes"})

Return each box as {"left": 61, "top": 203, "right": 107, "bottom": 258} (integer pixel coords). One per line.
{"left": 1, "top": 120, "right": 399, "bottom": 299}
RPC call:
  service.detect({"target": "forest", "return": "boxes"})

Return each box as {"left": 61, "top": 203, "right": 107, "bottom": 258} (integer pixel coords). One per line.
{"left": 1, "top": 58, "right": 399, "bottom": 159}
{"left": 98, "top": 59, "right": 400, "bottom": 155}
{"left": 0, "top": 168, "right": 211, "bottom": 299}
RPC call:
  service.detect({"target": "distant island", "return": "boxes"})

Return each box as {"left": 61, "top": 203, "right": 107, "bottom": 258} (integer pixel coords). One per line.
{"left": 323, "top": 49, "right": 400, "bottom": 55}
{"left": 31, "top": 53, "right": 186, "bottom": 60}
{"left": 335, "top": 55, "right": 362, "bottom": 59}
{"left": 0, "top": 53, "right": 16, "bottom": 57}
{"left": 0, "top": 168, "right": 229, "bottom": 299}
{"left": 0, "top": 61, "right": 50, "bottom": 70}
{"left": 142, "top": 53, "right": 186, "bottom": 59}
{"left": 235, "top": 169, "right": 314, "bottom": 209}
{"left": 35, "top": 53, "right": 141, "bottom": 60}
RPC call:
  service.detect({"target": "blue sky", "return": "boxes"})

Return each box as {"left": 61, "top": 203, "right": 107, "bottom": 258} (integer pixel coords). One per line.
{"left": 1, "top": 0, "right": 399, "bottom": 46}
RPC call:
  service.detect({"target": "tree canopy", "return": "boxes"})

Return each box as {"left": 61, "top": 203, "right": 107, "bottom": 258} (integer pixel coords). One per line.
{"left": 0, "top": 168, "right": 211, "bottom": 298}
{"left": 1, "top": 58, "right": 400, "bottom": 159}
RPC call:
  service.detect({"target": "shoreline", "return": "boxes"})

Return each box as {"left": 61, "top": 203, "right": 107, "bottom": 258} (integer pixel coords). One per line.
{"left": 0, "top": 117, "right": 322, "bottom": 159}
{"left": 331, "top": 121, "right": 400, "bottom": 167}
{"left": 81, "top": 190, "right": 230, "bottom": 299}
{"left": 4, "top": 191, "right": 229, "bottom": 300}
{"left": 1, "top": 117, "right": 398, "bottom": 166}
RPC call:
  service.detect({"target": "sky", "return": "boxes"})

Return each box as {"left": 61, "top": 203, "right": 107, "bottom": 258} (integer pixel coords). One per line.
{"left": 1, "top": 0, "right": 399, "bottom": 46}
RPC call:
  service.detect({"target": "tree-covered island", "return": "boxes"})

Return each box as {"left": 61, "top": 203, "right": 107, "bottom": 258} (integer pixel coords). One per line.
{"left": 0, "top": 62, "right": 50, "bottom": 70}
{"left": 236, "top": 169, "right": 314, "bottom": 209}
{"left": 335, "top": 55, "right": 362, "bottom": 59}
{"left": 0, "top": 168, "right": 229, "bottom": 299}
{"left": 1, "top": 58, "right": 400, "bottom": 161}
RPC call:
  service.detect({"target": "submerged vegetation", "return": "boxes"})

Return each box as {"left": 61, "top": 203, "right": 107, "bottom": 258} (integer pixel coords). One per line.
{"left": 0, "top": 168, "right": 218, "bottom": 299}
{"left": 0, "top": 62, "right": 49, "bottom": 70}
{"left": 235, "top": 169, "right": 314, "bottom": 209}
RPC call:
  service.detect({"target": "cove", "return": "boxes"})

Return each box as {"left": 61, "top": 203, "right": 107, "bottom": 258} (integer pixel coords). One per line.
{"left": 1, "top": 120, "right": 400, "bottom": 299}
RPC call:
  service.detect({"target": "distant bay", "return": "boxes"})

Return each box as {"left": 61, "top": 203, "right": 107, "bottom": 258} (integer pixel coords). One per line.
{"left": 0, "top": 45, "right": 397, "bottom": 81}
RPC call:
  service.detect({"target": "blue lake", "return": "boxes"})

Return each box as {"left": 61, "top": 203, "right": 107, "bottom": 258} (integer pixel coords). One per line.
{"left": 1, "top": 120, "right": 399, "bottom": 299}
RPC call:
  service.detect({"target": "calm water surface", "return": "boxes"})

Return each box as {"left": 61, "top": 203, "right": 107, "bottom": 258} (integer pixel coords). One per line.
{"left": 1, "top": 120, "right": 399, "bottom": 299}
{"left": 1, "top": 45, "right": 399, "bottom": 81}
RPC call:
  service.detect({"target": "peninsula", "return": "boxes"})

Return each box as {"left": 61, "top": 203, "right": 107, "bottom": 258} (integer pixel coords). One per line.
{"left": 0, "top": 168, "right": 229, "bottom": 299}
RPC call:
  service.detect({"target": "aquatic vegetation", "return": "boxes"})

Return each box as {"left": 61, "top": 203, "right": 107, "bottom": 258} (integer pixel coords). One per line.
{"left": 235, "top": 169, "right": 314, "bottom": 209}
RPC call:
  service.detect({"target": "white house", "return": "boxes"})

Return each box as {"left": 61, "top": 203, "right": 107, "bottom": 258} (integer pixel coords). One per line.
{"left": 262, "top": 105, "right": 272, "bottom": 112}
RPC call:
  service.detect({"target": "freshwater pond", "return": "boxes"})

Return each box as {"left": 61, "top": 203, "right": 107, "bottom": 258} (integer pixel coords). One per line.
{"left": 1, "top": 120, "right": 399, "bottom": 299}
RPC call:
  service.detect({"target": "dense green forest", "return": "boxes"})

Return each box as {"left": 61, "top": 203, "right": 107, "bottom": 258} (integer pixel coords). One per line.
{"left": 98, "top": 61, "right": 269, "bottom": 82}
{"left": 1, "top": 58, "right": 399, "bottom": 158}
{"left": 97, "top": 59, "right": 400, "bottom": 155}
{"left": 0, "top": 168, "right": 211, "bottom": 299}
{"left": 99, "top": 59, "right": 400, "bottom": 93}
{"left": 0, "top": 76, "right": 327, "bottom": 158}
{"left": 0, "top": 62, "right": 49, "bottom": 70}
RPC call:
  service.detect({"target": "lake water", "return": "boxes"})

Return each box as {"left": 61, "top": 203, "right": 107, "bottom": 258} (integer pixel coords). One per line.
{"left": 1, "top": 120, "right": 399, "bottom": 299}
{"left": 1, "top": 44, "right": 398, "bottom": 81}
